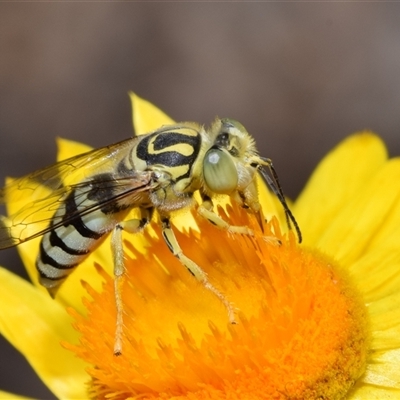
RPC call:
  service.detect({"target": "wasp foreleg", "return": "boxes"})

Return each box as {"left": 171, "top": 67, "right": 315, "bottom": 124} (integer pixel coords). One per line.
{"left": 110, "top": 208, "right": 153, "bottom": 356}
{"left": 197, "top": 198, "right": 253, "bottom": 235}
{"left": 161, "top": 217, "right": 237, "bottom": 325}
{"left": 198, "top": 198, "right": 281, "bottom": 246}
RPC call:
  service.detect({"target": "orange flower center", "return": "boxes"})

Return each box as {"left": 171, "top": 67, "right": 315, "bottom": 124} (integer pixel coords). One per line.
{"left": 66, "top": 206, "right": 369, "bottom": 400}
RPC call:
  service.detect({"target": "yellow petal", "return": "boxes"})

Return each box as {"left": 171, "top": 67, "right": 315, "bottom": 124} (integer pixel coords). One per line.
{"left": 350, "top": 385, "right": 400, "bottom": 399}
{"left": 369, "top": 291, "right": 400, "bottom": 350}
{"left": 0, "top": 391, "right": 33, "bottom": 400}
{"left": 56, "top": 137, "right": 93, "bottom": 161}
{"left": 294, "top": 132, "right": 387, "bottom": 245}
{"left": 316, "top": 158, "right": 400, "bottom": 266}
{"left": 349, "top": 249, "right": 400, "bottom": 303}
{"left": 16, "top": 239, "right": 45, "bottom": 291}
{"left": 362, "top": 349, "right": 400, "bottom": 388}
{"left": 370, "top": 296, "right": 400, "bottom": 335}
{"left": 129, "top": 92, "right": 175, "bottom": 135}
{"left": 0, "top": 267, "right": 88, "bottom": 399}
{"left": 364, "top": 166, "right": 400, "bottom": 254}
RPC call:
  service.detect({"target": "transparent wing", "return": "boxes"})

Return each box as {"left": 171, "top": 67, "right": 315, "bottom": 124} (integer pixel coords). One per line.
{"left": 0, "top": 136, "right": 155, "bottom": 249}
{"left": 0, "top": 173, "right": 155, "bottom": 249}
{"left": 0, "top": 136, "right": 138, "bottom": 205}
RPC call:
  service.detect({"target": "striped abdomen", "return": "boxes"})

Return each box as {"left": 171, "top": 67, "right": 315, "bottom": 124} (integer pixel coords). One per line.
{"left": 37, "top": 174, "right": 131, "bottom": 294}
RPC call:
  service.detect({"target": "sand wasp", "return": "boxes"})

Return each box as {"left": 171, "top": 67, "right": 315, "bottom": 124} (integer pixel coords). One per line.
{"left": 0, "top": 118, "right": 301, "bottom": 354}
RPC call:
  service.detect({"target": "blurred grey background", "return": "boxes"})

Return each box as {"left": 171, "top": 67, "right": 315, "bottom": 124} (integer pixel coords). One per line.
{"left": 1, "top": 3, "right": 400, "bottom": 399}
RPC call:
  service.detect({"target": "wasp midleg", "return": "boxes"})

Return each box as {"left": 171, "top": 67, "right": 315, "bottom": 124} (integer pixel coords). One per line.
{"left": 110, "top": 200, "right": 252, "bottom": 355}
{"left": 161, "top": 217, "right": 237, "bottom": 312}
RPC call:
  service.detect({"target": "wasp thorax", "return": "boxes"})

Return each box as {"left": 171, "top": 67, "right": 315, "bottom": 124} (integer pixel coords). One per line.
{"left": 203, "top": 148, "right": 238, "bottom": 194}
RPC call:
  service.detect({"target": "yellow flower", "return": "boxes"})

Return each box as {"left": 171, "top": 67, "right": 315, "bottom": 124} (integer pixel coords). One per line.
{"left": 0, "top": 93, "right": 400, "bottom": 399}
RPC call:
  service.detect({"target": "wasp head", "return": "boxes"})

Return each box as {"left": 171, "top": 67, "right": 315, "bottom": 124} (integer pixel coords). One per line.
{"left": 202, "top": 118, "right": 261, "bottom": 211}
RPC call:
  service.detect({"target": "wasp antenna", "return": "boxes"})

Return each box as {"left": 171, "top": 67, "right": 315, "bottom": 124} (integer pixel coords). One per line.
{"left": 258, "top": 158, "right": 302, "bottom": 244}
{"left": 268, "top": 163, "right": 302, "bottom": 243}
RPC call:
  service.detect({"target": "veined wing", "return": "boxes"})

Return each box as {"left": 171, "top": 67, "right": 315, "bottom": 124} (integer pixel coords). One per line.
{"left": 0, "top": 172, "right": 155, "bottom": 249}
{"left": 0, "top": 136, "right": 140, "bottom": 206}
{"left": 0, "top": 135, "right": 155, "bottom": 249}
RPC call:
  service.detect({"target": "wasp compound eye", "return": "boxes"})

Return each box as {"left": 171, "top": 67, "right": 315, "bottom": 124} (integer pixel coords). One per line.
{"left": 203, "top": 148, "right": 238, "bottom": 194}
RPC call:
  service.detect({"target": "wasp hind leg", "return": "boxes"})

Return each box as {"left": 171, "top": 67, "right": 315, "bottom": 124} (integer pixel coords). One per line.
{"left": 161, "top": 217, "right": 237, "bottom": 325}
{"left": 110, "top": 208, "right": 153, "bottom": 356}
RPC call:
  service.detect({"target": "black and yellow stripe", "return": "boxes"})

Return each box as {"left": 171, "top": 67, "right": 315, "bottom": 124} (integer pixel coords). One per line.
{"left": 136, "top": 129, "right": 201, "bottom": 181}
{"left": 36, "top": 173, "right": 130, "bottom": 293}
